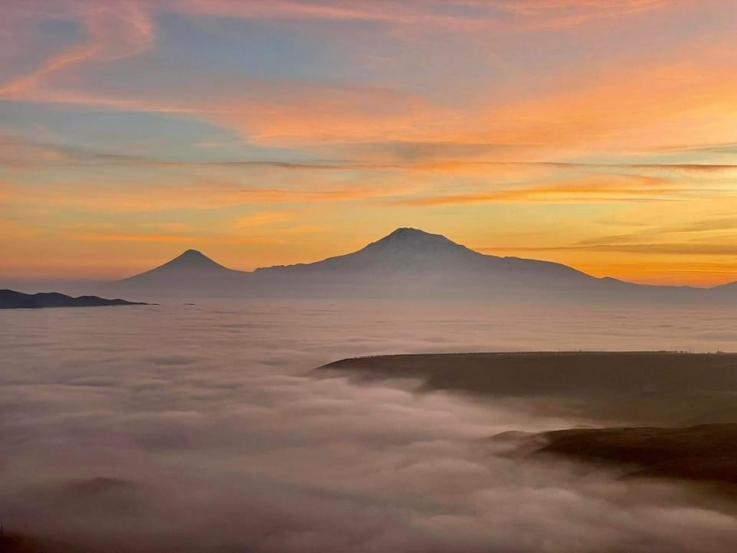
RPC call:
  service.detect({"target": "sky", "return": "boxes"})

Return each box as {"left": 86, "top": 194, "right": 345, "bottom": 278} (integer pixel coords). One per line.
{"left": 1, "top": 0, "right": 736, "bottom": 286}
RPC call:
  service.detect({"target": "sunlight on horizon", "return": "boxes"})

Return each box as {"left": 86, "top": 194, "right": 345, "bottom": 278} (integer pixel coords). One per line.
{"left": 1, "top": 0, "right": 736, "bottom": 285}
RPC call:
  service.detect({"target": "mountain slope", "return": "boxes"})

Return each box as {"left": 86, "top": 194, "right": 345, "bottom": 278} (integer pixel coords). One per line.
{"left": 713, "top": 280, "right": 737, "bottom": 292}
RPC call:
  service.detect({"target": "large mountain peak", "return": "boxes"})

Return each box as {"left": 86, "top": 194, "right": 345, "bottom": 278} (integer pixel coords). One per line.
{"left": 382, "top": 227, "right": 449, "bottom": 243}
{"left": 362, "top": 227, "right": 478, "bottom": 257}
{"left": 169, "top": 249, "right": 222, "bottom": 269}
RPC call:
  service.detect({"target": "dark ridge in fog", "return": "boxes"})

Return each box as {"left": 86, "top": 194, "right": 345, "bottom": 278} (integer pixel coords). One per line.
{"left": 323, "top": 351, "right": 737, "bottom": 494}
{"left": 0, "top": 531, "right": 92, "bottom": 553}
{"left": 531, "top": 423, "right": 737, "bottom": 485}
{"left": 318, "top": 352, "right": 737, "bottom": 425}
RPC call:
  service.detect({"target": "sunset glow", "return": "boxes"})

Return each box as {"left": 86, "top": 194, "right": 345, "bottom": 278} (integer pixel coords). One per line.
{"left": 2, "top": 0, "right": 736, "bottom": 285}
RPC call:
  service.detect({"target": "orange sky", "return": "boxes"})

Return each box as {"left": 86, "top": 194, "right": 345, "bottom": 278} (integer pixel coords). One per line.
{"left": 1, "top": 0, "right": 736, "bottom": 286}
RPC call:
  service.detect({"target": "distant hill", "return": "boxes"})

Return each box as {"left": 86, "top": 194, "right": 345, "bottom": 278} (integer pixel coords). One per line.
{"left": 110, "top": 227, "right": 729, "bottom": 302}
{"left": 0, "top": 289, "right": 147, "bottom": 309}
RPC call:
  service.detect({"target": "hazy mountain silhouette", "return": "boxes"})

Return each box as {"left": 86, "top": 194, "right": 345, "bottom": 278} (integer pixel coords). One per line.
{"left": 256, "top": 228, "right": 487, "bottom": 273}
{"left": 0, "top": 290, "right": 147, "bottom": 309}
{"left": 714, "top": 280, "right": 737, "bottom": 292}
{"left": 123, "top": 249, "right": 237, "bottom": 283}
{"left": 255, "top": 228, "right": 590, "bottom": 279}
{"left": 111, "top": 227, "right": 728, "bottom": 302}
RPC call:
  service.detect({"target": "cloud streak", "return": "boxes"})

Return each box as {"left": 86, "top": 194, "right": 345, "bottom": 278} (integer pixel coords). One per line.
{"left": 0, "top": 1, "right": 154, "bottom": 99}
{"left": 389, "top": 174, "right": 691, "bottom": 206}
{"left": 1, "top": 0, "right": 735, "bottom": 284}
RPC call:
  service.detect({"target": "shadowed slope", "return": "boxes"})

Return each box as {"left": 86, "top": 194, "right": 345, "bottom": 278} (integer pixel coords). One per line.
{"left": 0, "top": 532, "right": 93, "bottom": 553}
{"left": 318, "top": 352, "right": 737, "bottom": 425}
{"left": 320, "top": 352, "right": 737, "bottom": 487}
{"left": 534, "top": 424, "right": 737, "bottom": 484}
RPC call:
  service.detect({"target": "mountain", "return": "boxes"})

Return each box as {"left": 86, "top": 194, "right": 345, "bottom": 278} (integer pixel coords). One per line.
{"left": 0, "top": 289, "right": 147, "bottom": 309}
{"left": 119, "top": 249, "right": 245, "bottom": 290}
{"left": 255, "top": 227, "right": 589, "bottom": 277}
{"left": 109, "top": 227, "right": 728, "bottom": 302}
{"left": 714, "top": 280, "right": 737, "bottom": 292}
{"left": 123, "top": 249, "right": 235, "bottom": 282}
{"left": 256, "top": 228, "right": 486, "bottom": 274}
{"left": 250, "top": 227, "right": 603, "bottom": 298}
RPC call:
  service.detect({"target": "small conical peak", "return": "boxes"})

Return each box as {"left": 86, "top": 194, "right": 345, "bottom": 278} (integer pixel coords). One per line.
{"left": 120, "top": 248, "right": 233, "bottom": 281}
{"left": 177, "top": 249, "right": 209, "bottom": 260}
{"left": 166, "top": 249, "right": 225, "bottom": 269}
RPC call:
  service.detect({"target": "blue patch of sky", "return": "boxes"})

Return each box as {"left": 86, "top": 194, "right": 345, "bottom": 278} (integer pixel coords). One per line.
{"left": 428, "top": 3, "right": 508, "bottom": 18}
{"left": 0, "top": 101, "right": 324, "bottom": 164}
{"left": 1, "top": 16, "right": 82, "bottom": 81}
{"left": 155, "top": 13, "right": 348, "bottom": 81}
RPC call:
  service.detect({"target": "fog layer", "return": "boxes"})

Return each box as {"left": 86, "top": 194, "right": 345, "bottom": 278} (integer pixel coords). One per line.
{"left": 2, "top": 300, "right": 737, "bottom": 552}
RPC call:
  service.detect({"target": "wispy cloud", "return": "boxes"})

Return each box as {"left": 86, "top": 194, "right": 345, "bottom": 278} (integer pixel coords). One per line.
{"left": 2, "top": 3, "right": 728, "bottom": 154}
{"left": 484, "top": 243, "right": 737, "bottom": 256}
{"left": 6, "top": 133, "right": 737, "bottom": 174}
{"left": 1, "top": 0, "right": 735, "bottom": 284}
{"left": 388, "top": 174, "right": 693, "bottom": 206}
{"left": 0, "top": 1, "right": 153, "bottom": 99}
{"left": 73, "top": 231, "right": 277, "bottom": 245}
{"left": 167, "top": 0, "right": 678, "bottom": 27}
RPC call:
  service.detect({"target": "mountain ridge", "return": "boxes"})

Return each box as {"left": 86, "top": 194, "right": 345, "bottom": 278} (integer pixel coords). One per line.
{"left": 253, "top": 227, "right": 592, "bottom": 282}
{"left": 110, "top": 227, "right": 733, "bottom": 299}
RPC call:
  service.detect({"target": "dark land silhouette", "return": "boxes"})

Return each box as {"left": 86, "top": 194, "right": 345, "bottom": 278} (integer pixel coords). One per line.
{"left": 0, "top": 531, "right": 93, "bottom": 553}
{"left": 318, "top": 352, "right": 737, "bottom": 487}
{"left": 0, "top": 290, "right": 147, "bottom": 309}
{"left": 534, "top": 423, "right": 737, "bottom": 485}
{"left": 318, "top": 352, "right": 737, "bottom": 425}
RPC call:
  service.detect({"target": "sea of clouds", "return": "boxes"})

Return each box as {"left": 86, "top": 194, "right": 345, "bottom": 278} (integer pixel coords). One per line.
{"left": 2, "top": 300, "right": 737, "bottom": 552}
